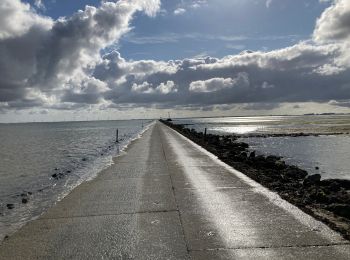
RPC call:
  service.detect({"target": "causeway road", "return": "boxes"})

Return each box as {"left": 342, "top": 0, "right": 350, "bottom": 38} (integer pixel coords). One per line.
{"left": 0, "top": 122, "right": 350, "bottom": 259}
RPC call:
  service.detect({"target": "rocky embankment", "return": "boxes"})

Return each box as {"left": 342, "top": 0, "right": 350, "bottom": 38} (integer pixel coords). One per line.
{"left": 160, "top": 120, "right": 350, "bottom": 240}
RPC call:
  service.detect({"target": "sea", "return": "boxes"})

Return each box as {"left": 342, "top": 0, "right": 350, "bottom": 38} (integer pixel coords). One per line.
{"left": 0, "top": 119, "right": 152, "bottom": 241}
{"left": 173, "top": 114, "right": 350, "bottom": 180}
{"left": 1, "top": 115, "right": 349, "bottom": 241}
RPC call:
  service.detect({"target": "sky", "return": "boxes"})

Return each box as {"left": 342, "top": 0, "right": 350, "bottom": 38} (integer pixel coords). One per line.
{"left": 0, "top": 0, "right": 349, "bottom": 122}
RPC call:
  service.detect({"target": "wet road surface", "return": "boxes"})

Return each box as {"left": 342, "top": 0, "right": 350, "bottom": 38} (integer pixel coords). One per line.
{"left": 0, "top": 122, "right": 349, "bottom": 259}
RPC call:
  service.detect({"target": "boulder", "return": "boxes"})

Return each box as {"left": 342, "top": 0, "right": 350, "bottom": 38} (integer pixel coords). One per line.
{"left": 6, "top": 204, "right": 14, "bottom": 209}
{"left": 285, "top": 167, "right": 308, "bottom": 179}
{"left": 327, "top": 204, "right": 350, "bottom": 219}
{"left": 303, "top": 174, "right": 321, "bottom": 186}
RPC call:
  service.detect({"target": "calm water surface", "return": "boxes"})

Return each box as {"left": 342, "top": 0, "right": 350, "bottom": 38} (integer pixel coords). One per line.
{"left": 0, "top": 120, "right": 152, "bottom": 240}
{"left": 173, "top": 114, "right": 350, "bottom": 180}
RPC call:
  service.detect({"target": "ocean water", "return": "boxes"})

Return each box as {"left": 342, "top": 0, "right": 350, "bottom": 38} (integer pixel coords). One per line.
{"left": 0, "top": 119, "right": 152, "bottom": 240}
{"left": 174, "top": 115, "right": 350, "bottom": 135}
{"left": 173, "top": 114, "right": 350, "bottom": 180}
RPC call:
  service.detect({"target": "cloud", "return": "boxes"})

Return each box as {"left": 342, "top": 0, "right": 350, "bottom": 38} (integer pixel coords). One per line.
{"left": 61, "top": 78, "right": 108, "bottom": 104}
{"left": 314, "top": 0, "right": 350, "bottom": 43}
{"left": 0, "top": 0, "right": 350, "bottom": 115}
{"left": 242, "top": 102, "right": 280, "bottom": 110}
{"left": 0, "top": 0, "right": 52, "bottom": 40}
{"left": 123, "top": 32, "right": 247, "bottom": 45}
{"left": 131, "top": 81, "right": 177, "bottom": 94}
{"left": 156, "top": 81, "right": 178, "bottom": 94}
{"left": 132, "top": 81, "right": 154, "bottom": 94}
{"left": 34, "top": 0, "right": 45, "bottom": 10}
{"left": 174, "top": 8, "right": 186, "bottom": 15}
{"left": 173, "top": 0, "right": 207, "bottom": 16}
{"left": 0, "top": 0, "right": 160, "bottom": 109}
{"left": 189, "top": 0, "right": 207, "bottom": 9}
{"left": 328, "top": 99, "right": 350, "bottom": 108}
{"left": 100, "top": 38, "right": 350, "bottom": 109}
{"left": 189, "top": 74, "right": 249, "bottom": 93}
{"left": 266, "top": 0, "right": 273, "bottom": 8}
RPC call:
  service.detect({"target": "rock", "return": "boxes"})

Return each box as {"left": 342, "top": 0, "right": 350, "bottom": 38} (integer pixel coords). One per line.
{"left": 285, "top": 167, "right": 308, "bottom": 179}
{"left": 219, "top": 151, "right": 230, "bottom": 159}
{"left": 22, "top": 198, "right": 28, "bottom": 204}
{"left": 6, "top": 204, "right": 14, "bottom": 209}
{"left": 66, "top": 170, "right": 71, "bottom": 173}
{"left": 327, "top": 204, "right": 350, "bottom": 219}
{"left": 315, "top": 166, "right": 319, "bottom": 170}
{"left": 236, "top": 142, "right": 249, "bottom": 149}
{"left": 311, "top": 189, "right": 329, "bottom": 203}
{"left": 266, "top": 155, "right": 281, "bottom": 162}
{"left": 249, "top": 151, "right": 256, "bottom": 158}
{"left": 326, "top": 179, "right": 350, "bottom": 190}
{"left": 303, "top": 174, "right": 321, "bottom": 185}
{"left": 240, "top": 152, "right": 247, "bottom": 158}
{"left": 51, "top": 173, "right": 58, "bottom": 179}
{"left": 275, "top": 160, "right": 286, "bottom": 169}
{"left": 328, "top": 182, "right": 341, "bottom": 192}
{"left": 82, "top": 158, "right": 87, "bottom": 161}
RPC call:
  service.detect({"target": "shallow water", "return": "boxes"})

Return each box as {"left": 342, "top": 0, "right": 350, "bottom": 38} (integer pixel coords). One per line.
{"left": 173, "top": 114, "right": 350, "bottom": 180}
{"left": 0, "top": 119, "right": 152, "bottom": 240}
{"left": 174, "top": 114, "right": 350, "bottom": 135}
{"left": 244, "top": 135, "right": 350, "bottom": 180}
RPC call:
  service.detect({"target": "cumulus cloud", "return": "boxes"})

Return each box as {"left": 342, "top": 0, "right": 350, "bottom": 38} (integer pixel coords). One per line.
{"left": 314, "top": 0, "right": 350, "bottom": 43}
{"left": 313, "top": 0, "right": 350, "bottom": 73}
{"left": 189, "top": 73, "right": 249, "bottom": 93}
{"left": 61, "top": 78, "right": 108, "bottom": 104}
{"left": 0, "top": 0, "right": 350, "bottom": 114}
{"left": 131, "top": 81, "right": 177, "bottom": 94}
{"left": 132, "top": 81, "right": 154, "bottom": 93}
{"left": 0, "top": 0, "right": 52, "bottom": 40}
{"left": 0, "top": 0, "right": 160, "bottom": 109}
{"left": 157, "top": 81, "right": 178, "bottom": 94}
{"left": 102, "top": 38, "right": 350, "bottom": 109}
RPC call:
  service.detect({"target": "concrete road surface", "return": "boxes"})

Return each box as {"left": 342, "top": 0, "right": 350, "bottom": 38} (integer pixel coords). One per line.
{"left": 0, "top": 122, "right": 349, "bottom": 259}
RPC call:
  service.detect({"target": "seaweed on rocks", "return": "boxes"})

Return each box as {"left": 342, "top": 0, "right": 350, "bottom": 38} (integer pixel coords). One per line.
{"left": 160, "top": 119, "right": 350, "bottom": 240}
